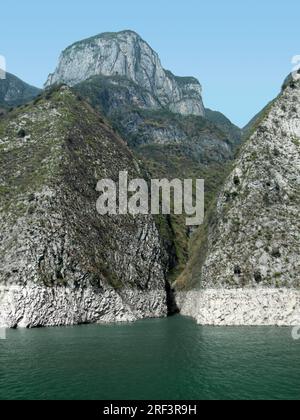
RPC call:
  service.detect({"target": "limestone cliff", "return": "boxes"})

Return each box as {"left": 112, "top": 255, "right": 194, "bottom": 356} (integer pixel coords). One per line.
{"left": 0, "top": 86, "right": 168, "bottom": 328}
{"left": 45, "top": 30, "right": 205, "bottom": 116}
{"left": 176, "top": 74, "right": 300, "bottom": 325}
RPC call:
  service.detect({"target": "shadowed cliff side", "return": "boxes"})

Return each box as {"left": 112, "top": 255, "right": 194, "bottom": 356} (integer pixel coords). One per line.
{"left": 0, "top": 86, "right": 170, "bottom": 328}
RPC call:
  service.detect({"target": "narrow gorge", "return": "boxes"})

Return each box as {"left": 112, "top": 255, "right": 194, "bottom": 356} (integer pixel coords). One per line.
{"left": 0, "top": 30, "right": 299, "bottom": 328}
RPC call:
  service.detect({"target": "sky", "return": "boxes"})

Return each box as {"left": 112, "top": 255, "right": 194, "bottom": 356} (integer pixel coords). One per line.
{"left": 1, "top": 0, "right": 300, "bottom": 127}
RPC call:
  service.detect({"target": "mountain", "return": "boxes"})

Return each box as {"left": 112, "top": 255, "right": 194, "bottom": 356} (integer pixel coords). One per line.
{"left": 44, "top": 31, "right": 241, "bottom": 279}
{"left": 176, "top": 73, "right": 300, "bottom": 325}
{"left": 0, "top": 86, "right": 170, "bottom": 328}
{"left": 0, "top": 72, "right": 40, "bottom": 109}
{"left": 45, "top": 31, "right": 241, "bottom": 164}
{"left": 205, "top": 108, "right": 242, "bottom": 145}
{"left": 73, "top": 75, "right": 241, "bottom": 277}
{"left": 242, "top": 100, "right": 276, "bottom": 140}
{"left": 45, "top": 30, "right": 205, "bottom": 116}
{"left": 75, "top": 76, "right": 238, "bottom": 162}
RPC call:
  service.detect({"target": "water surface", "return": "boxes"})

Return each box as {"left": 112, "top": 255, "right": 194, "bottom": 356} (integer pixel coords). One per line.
{"left": 0, "top": 316, "right": 299, "bottom": 400}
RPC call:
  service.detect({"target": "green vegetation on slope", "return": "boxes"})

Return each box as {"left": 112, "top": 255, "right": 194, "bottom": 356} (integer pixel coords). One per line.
{"left": 175, "top": 94, "right": 285, "bottom": 290}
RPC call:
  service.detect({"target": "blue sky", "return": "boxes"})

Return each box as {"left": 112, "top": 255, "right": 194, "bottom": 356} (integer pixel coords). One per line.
{"left": 0, "top": 0, "right": 299, "bottom": 126}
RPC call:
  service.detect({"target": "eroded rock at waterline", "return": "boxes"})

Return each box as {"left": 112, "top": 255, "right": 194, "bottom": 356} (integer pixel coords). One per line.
{"left": 0, "top": 286, "right": 167, "bottom": 328}
{"left": 176, "top": 289, "right": 300, "bottom": 326}
{"left": 0, "top": 86, "right": 168, "bottom": 328}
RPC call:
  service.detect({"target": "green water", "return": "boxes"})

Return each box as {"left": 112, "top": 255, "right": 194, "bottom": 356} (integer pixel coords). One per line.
{"left": 0, "top": 315, "right": 299, "bottom": 400}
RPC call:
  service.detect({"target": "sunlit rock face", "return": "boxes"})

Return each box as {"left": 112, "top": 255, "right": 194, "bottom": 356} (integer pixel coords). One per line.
{"left": 198, "top": 77, "right": 300, "bottom": 289}
{"left": 176, "top": 74, "right": 300, "bottom": 326}
{"left": 45, "top": 30, "right": 205, "bottom": 117}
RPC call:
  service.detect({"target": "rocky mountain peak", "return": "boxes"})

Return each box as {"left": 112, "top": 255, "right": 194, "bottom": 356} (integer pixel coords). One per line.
{"left": 45, "top": 30, "right": 205, "bottom": 116}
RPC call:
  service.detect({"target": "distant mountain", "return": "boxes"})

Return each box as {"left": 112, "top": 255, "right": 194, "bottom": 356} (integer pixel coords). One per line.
{"left": 45, "top": 30, "right": 205, "bottom": 116}
{"left": 205, "top": 108, "right": 241, "bottom": 146}
{"left": 0, "top": 72, "right": 40, "bottom": 108}
{"left": 47, "top": 31, "right": 243, "bottom": 279}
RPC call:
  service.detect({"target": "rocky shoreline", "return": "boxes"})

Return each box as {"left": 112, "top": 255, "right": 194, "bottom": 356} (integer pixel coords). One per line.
{"left": 0, "top": 285, "right": 167, "bottom": 328}
{"left": 2, "top": 285, "right": 300, "bottom": 329}
{"left": 176, "top": 289, "right": 300, "bottom": 326}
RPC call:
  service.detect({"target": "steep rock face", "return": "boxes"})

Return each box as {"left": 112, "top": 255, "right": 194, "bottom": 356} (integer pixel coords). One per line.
{"left": 74, "top": 75, "right": 162, "bottom": 112}
{"left": 74, "top": 75, "right": 242, "bottom": 279}
{"left": 176, "top": 75, "right": 300, "bottom": 325}
{"left": 0, "top": 87, "right": 168, "bottom": 328}
{"left": 201, "top": 80, "right": 300, "bottom": 288}
{"left": 110, "top": 109, "right": 235, "bottom": 163}
{"left": 45, "top": 30, "right": 205, "bottom": 116}
{"left": 74, "top": 76, "right": 241, "bottom": 163}
{"left": 0, "top": 72, "right": 40, "bottom": 108}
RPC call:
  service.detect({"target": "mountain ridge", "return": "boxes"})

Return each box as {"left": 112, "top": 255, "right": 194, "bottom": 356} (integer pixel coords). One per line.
{"left": 0, "top": 72, "right": 40, "bottom": 109}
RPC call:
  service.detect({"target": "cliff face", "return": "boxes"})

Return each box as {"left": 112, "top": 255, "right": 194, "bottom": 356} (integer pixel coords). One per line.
{"left": 74, "top": 75, "right": 241, "bottom": 163}
{"left": 74, "top": 75, "right": 239, "bottom": 163}
{"left": 0, "top": 72, "right": 40, "bottom": 108}
{"left": 45, "top": 30, "right": 205, "bottom": 116}
{"left": 176, "top": 75, "right": 300, "bottom": 325}
{"left": 0, "top": 86, "right": 168, "bottom": 328}
{"left": 201, "top": 78, "right": 300, "bottom": 288}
